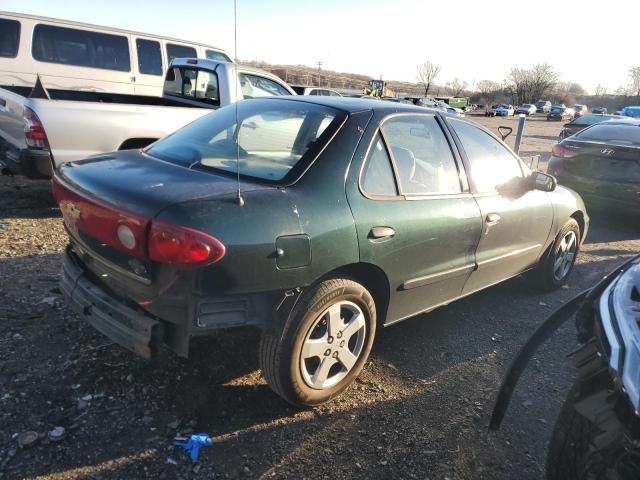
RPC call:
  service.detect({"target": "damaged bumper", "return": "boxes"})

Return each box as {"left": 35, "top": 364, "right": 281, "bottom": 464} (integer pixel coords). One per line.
{"left": 61, "top": 247, "right": 163, "bottom": 360}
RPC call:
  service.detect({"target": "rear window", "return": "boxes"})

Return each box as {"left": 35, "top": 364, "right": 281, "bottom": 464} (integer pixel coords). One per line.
{"left": 147, "top": 100, "right": 344, "bottom": 183}
{"left": 32, "top": 24, "right": 130, "bottom": 71}
{"left": 163, "top": 66, "right": 219, "bottom": 105}
{"left": 205, "top": 49, "right": 232, "bottom": 62}
{"left": 166, "top": 43, "right": 197, "bottom": 62}
{"left": 0, "top": 19, "right": 20, "bottom": 58}
{"left": 575, "top": 124, "right": 640, "bottom": 146}
{"left": 573, "top": 115, "right": 608, "bottom": 126}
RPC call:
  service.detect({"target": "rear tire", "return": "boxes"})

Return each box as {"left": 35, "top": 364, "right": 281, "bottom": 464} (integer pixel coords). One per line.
{"left": 532, "top": 218, "right": 580, "bottom": 291}
{"left": 259, "top": 278, "right": 376, "bottom": 407}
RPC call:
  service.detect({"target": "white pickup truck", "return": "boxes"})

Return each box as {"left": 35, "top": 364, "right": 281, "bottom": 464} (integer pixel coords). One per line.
{"left": 0, "top": 59, "right": 294, "bottom": 178}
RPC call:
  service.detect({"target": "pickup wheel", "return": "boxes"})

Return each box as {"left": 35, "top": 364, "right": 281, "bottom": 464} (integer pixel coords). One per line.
{"left": 532, "top": 218, "right": 580, "bottom": 291}
{"left": 259, "top": 278, "right": 376, "bottom": 407}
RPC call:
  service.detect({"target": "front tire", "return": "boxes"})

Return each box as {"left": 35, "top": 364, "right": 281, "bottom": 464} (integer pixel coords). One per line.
{"left": 533, "top": 218, "right": 580, "bottom": 290}
{"left": 259, "top": 278, "right": 376, "bottom": 407}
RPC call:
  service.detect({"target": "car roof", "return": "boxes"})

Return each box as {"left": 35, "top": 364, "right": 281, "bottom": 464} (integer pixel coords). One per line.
{"left": 257, "top": 95, "right": 449, "bottom": 116}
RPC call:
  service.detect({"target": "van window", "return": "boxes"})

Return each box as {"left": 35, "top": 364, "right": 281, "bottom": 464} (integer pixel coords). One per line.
{"left": 166, "top": 44, "right": 197, "bottom": 62}
{"left": 136, "top": 39, "right": 162, "bottom": 75}
{"left": 0, "top": 19, "right": 20, "bottom": 58}
{"left": 164, "top": 67, "right": 219, "bottom": 105}
{"left": 32, "top": 24, "right": 130, "bottom": 71}
{"left": 205, "top": 49, "right": 232, "bottom": 62}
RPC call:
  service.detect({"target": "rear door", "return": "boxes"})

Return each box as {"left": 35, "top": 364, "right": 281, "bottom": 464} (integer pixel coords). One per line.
{"left": 346, "top": 113, "right": 483, "bottom": 324}
{"left": 446, "top": 118, "right": 553, "bottom": 294}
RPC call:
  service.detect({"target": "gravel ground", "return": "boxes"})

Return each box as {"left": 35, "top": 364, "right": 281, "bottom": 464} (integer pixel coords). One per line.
{"left": 0, "top": 114, "right": 638, "bottom": 479}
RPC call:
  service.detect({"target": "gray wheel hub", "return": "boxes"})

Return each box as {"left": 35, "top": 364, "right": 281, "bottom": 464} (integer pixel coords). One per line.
{"left": 300, "top": 301, "right": 366, "bottom": 390}
{"left": 553, "top": 230, "right": 577, "bottom": 281}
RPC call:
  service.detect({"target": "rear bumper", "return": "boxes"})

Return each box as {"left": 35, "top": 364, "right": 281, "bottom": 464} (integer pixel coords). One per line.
{"left": 61, "top": 247, "right": 163, "bottom": 360}
{"left": 2, "top": 145, "right": 53, "bottom": 179}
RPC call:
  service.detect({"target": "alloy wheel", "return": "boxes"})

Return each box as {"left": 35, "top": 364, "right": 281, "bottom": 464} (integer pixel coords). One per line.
{"left": 553, "top": 231, "right": 577, "bottom": 281}
{"left": 300, "top": 301, "right": 366, "bottom": 390}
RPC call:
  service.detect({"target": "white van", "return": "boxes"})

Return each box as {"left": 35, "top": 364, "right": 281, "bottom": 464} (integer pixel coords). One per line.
{"left": 0, "top": 11, "right": 232, "bottom": 96}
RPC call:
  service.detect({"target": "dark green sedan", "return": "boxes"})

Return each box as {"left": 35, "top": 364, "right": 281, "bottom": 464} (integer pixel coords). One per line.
{"left": 53, "top": 97, "right": 588, "bottom": 406}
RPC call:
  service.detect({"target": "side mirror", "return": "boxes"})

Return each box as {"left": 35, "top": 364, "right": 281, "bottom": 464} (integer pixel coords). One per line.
{"left": 531, "top": 171, "right": 557, "bottom": 192}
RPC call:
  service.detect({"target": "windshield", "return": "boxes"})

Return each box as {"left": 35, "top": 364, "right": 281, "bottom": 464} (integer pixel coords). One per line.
{"left": 575, "top": 124, "right": 640, "bottom": 146}
{"left": 551, "top": 107, "right": 563, "bottom": 112}
{"left": 521, "top": 104, "right": 531, "bottom": 108}
{"left": 148, "top": 100, "right": 344, "bottom": 183}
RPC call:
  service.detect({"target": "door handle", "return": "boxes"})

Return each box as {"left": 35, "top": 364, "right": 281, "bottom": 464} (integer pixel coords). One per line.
{"left": 369, "top": 226, "right": 395, "bottom": 240}
{"left": 486, "top": 213, "right": 501, "bottom": 225}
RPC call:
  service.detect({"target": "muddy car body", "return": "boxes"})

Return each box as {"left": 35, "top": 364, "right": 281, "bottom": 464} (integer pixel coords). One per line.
{"left": 55, "top": 96, "right": 589, "bottom": 406}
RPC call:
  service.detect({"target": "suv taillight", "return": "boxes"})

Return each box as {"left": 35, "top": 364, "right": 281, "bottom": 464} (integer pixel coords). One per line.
{"left": 24, "top": 107, "right": 50, "bottom": 150}
{"left": 551, "top": 144, "right": 577, "bottom": 158}
{"left": 148, "top": 220, "right": 225, "bottom": 266}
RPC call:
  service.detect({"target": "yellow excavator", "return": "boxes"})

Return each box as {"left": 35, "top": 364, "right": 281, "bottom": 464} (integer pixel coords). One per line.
{"left": 363, "top": 79, "right": 394, "bottom": 98}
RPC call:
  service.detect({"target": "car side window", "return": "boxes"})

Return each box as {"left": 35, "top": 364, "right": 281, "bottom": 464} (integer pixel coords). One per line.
{"left": 449, "top": 119, "right": 523, "bottom": 193}
{"left": 239, "top": 74, "right": 290, "bottom": 98}
{"left": 362, "top": 134, "right": 398, "bottom": 196}
{"left": 381, "top": 115, "right": 461, "bottom": 195}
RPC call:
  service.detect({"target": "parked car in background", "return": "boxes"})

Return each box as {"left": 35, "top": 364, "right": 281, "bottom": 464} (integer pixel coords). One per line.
{"left": 0, "top": 59, "right": 294, "bottom": 178}
{"left": 446, "top": 106, "right": 465, "bottom": 116}
{"left": 547, "top": 105, "right": 574, "bottom": 121}
{"left": 485, "top": 104, "right": 499, "bottom": 117}
{"left": 571, "top": 104, "right": 588, "bottom": 118}
{"left": 516, "top": 104, "right": 537, "bottom": 115}
{"left": 535, "top": 100, "right": 552, "bottom": 113}
{"left": 0, "top": 11, "right": 231, "bottom": 97}
{"left": 618, "top": 106, "right": 640, "bottom": 118}
{"left": 548, "top": 118, "right": 640, "bottom": 212}
{"left": 290, "top": 86, "right": 342, "bottom": 96}
{"left": 495, "top": 104, "right": 515, "bottom": 116}
{"left": 592, "top": 107, "right": 607, "bottom": 114}
{"left": 53, "top": 96, "right": 588, "bottom": 407}
{"left": 558, "top": 114, "right": 621, "bottom": 139}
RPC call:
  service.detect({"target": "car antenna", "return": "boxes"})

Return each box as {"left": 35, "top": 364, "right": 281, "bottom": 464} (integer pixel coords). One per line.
{"left": 233, "top": 0, "right": 244, "bottom": 207}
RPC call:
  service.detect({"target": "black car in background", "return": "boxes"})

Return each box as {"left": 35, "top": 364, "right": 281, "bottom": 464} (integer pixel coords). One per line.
{"left": 547, "top": 105, "right": 574, "bottom": 121}
{"left": 548, "top": 118, "right": 640, "bottom": 211}
{"left": 592, "top": 107, "right": 607, "bottom": 114}
{"left": 558, "top": 114, "right": 621, "bottom": 139}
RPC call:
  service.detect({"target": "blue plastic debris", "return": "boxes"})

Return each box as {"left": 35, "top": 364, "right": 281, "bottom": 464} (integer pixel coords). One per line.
{"left": 173, "top": 433, "right": 212, "bottom": 461}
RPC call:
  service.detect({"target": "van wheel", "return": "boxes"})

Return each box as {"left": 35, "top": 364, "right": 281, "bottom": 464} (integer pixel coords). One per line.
{"left": 259, "top": 278, "right": 376, "bottom": 407}
{"left": 532, "top": 218, "right": 580, "bottom": 291}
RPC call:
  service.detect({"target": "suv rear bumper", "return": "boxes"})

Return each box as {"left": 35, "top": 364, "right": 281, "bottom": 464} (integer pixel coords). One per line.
{"left": 61, "top": 247, "right": 162, "bottom": 360}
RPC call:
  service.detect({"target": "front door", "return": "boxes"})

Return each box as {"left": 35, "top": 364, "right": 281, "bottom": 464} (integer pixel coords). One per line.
{"left": 446, "top": 118, "right": 553, "bottom": 294}
{"left": 346, "top": 113, "right": 483, "bottom": 324}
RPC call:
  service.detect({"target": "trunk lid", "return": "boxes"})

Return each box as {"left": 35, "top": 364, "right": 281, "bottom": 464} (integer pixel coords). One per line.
{"left": 54, "top": 150, "right": 266, "bottom": 283}
{"left": 561, "top": 140, "right": 640, "bottom": 182}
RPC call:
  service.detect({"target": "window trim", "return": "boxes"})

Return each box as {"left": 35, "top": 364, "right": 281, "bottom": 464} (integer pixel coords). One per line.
{"left": 358, "top": 112, "right": 469, "bottom": 201}
{"left": 163, "top": 65, "right": 221, "bottom": 106}
{"left": 0, "top": 18, "right": 21, "bottom": 59}
{"left": 444, "top": 116, "right": 528, "bottom": 196}
{"left": 135, "top": 37, "right": 163, "bottom": 76}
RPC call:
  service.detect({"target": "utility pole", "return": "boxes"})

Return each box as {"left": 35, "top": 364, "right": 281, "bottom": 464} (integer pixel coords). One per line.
{"left": 316, "top": 61, "right": 323, "bottom": 87}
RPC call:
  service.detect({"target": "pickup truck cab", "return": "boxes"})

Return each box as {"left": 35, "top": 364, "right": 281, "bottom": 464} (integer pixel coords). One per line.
{"left": 0, "top": 59, "right": 294, "bottom": 178}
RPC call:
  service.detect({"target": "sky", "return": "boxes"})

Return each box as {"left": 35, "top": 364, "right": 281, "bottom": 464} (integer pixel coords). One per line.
{"left": 3, "top": 0, "right": 637, "bottom": 94}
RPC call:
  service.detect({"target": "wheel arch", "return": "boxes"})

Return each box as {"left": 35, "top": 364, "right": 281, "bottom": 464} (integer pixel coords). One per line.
{"left": 570, "top": 210, "right": 586, "bottom": 241}
{"left": 320, "top": 262, "right": 391, "bottom": 326}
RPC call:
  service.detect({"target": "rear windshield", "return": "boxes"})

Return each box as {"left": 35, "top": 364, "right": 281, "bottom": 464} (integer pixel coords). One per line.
{"left": 575, "top": 124, "right": 640, "bottom": 146}
{"left": 573, "top": 115, "right": 609, "bottom": 126}
{"left": 147, "top": 99, "right": 345, "bottom": 183}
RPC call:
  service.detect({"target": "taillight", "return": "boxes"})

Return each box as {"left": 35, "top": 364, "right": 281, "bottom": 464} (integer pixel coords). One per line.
{"left": 551, "top": 143, "right": 577, "bottom": 158}
{"left": 148, "top": 220, "right": 225, "bottom": 266}
{"left": 24, "top": 107, "right": 50, "bottom": 150}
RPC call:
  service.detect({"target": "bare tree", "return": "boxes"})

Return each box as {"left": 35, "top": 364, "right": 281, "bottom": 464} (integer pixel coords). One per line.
{"left": 476, "top": 79, "right": 500, "bottom": 96}
{"left": 446, "top": 77, "right": 468, "bottom": 97}
{"left": 629, "top": 67, "right": 640, "bottom": 99}
{"left": 507, "top": 63, "right": 559, "bottom": 105}
{"left": 416, "top": 61, "right": 441, "bottom": 97}
{"left": 594, "top": 84, "right": 607, "bottom": 96}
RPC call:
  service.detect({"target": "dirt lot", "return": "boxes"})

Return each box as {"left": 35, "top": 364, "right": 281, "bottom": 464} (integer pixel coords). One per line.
{"left": 1, "top": 114, "right": 638, "bottom": 480}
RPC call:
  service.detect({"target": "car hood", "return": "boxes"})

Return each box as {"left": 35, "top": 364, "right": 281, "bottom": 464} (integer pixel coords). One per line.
{"left": 56, "top": 149, "right": 269, "bottom": 217}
